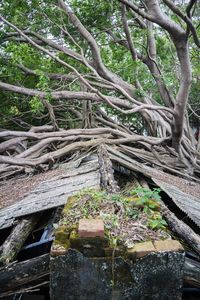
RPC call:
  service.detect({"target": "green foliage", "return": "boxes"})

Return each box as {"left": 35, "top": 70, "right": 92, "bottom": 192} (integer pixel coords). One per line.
{"left": 130, "top": 187, "right": 161, "bottom": 209}
{"left": 74, "top": 186, "right": 167, "bottom": 232}
{"left": 125, "top": 187, "right": 167, "bottom": 230}
{"left": 0, "top": 0, "right": 199, "bottom": 130}
{"left": 71, "top": 0, "right": 116, "bottom": 30}
{"left": 30, "top": 96, "right": 44, "bottom": 113}
{"left": 147, "top": 212, "right": 167, "bottom": 230}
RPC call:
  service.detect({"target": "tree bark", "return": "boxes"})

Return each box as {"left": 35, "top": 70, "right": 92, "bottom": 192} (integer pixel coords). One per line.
{"left": 98, "top": 144, "right": 119, "bottom": 193}
{"left": 0, "top": 215, "right": 40, "bottom": 266}
{"left": 160, "top": 202, "right": 200, "bottom": 254}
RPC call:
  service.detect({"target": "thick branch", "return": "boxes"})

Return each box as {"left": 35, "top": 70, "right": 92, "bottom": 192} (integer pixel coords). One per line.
{"left": 120, "top": 0, "right": 185, "bottom": 38}
{"left": 163, "top": 0, "right": 200, "bottom": 47}
{"left": 58, "top": 0, "right": 135, "bottom": 95}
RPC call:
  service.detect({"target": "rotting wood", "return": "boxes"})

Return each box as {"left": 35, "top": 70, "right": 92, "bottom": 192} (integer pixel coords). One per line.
{"left": 98, "top": 144, "right": 119, "bottom": 193}
{"left": 184, "top": 257, "right": 200, "bottom": 288}
{"left": 0, "top": 214, "right": 40, "bottom": 266}
{"left": 0, "top": 254, "right": 49, "bottom": 296}
{"left": 152, "top": 178, "right": 200, "bottom": 228}
{"left": 0, "top": 157, "right": 101, "bottom": 230}
{"left": 0, "top": 281, "right": 49, "bottom": 299}
{"left": 160, "top": 202, "right": 200, "bottom": 255}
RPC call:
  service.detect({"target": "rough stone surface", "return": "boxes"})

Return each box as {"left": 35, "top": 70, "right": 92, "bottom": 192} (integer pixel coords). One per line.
{"left": 50, "top": 248, "right": 68, "bottom": 257}
{"left": 154, "top": 240, "right": 184, "bottom": 252}
{"left": 78, "top": 219, "right": 104, "bottom": 238}
{"left": 50, "top": 249, "right": 184, "bottom": 300}
{"left": 127, "top": 241, "right": 155, "bottom": 259}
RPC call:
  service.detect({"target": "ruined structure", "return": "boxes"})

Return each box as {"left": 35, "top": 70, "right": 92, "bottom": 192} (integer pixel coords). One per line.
{"left": 0, "top": 149, "right": 200, "bottom": 299}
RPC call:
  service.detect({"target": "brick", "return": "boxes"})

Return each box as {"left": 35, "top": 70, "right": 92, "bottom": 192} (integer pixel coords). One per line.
{"left": 127, "top": 241, "right": 155, "bottom": 259}
{"left": 78, "top": 218, "right": 104, "bottom": 238}
{"left": 154, "top": 240, "right": 184, "bottom": 252}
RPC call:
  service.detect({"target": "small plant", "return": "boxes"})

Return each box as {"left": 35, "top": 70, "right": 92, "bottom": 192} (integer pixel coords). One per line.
{"left": 130, "top": 187, "right": 161, "bottom": 211}
{"left": 127, "top": 187, "right": 167, "bottom": 230}
{"left": 60, "top": 187, "right": 169, "bottom": 248}
{"left": 147, "top": 212, "right": 167, "bottom": 230}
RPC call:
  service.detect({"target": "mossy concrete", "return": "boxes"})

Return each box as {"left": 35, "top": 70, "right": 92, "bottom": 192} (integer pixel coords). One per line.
{"left": 50, "top": 249, "right": 184, "bottom": 300}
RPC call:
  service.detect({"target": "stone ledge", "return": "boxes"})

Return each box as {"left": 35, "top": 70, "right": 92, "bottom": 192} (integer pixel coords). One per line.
{"left": 127, "top": 239, "right": 184, "bottom": 260}
{"left": 127, "top": 241, "right": 156, "bottom": 259}
{"left": 154, "top": 240, "right": 184, "bottom": 252}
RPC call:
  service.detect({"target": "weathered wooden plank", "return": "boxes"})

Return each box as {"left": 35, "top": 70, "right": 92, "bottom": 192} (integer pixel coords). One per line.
{"left": 153, "top": 178, "right": 200, "bottom": 228}
{"left": 0, "top": 158, "right": 100, "bottom": 229}
{"left": 33, "top": 161, "right": 99, "bottom": 193}
{"left": 0, "top": 254, "right": 49, "bottom": 294}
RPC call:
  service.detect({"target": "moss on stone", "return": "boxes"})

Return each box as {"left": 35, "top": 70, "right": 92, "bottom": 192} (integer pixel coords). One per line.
{"left": 63, "top": 196, "right": 78, "bottom": 215}
{"left": 54, "top": 226, "right": 70, "bottom": 242}
{"left": 52, "top": 238, "right": 71, "bottom": 251}
{"left": 52, "top": 187, "right": 170, "bottom": 258}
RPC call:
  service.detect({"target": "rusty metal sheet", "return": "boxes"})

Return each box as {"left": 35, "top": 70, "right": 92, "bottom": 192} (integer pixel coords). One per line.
{"left": 153, "top": 178, "right": 200, "bottom": 228}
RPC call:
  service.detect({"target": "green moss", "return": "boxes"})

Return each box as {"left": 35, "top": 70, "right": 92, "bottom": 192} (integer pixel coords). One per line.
{"left": 54, "top": 224, "right": 78, "bottom": 251}
{"left": 54, "top": 225, "right": 70, "bottom": 241}
{"left": 52, "top": 239, "right": 71, "bottom": 250}
{"left": 63, "top": 196, "right": 78, "bottom": 215}
{"left": 53, "top": 187, "right": 169, "bottom": 255}
{"left": 69, "top": 228, "right": 79, "bottom": 241}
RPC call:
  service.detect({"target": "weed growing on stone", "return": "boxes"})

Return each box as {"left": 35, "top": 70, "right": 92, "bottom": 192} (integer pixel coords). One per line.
{"left": 59, "top": 187, "right": 170, "bottom": 248}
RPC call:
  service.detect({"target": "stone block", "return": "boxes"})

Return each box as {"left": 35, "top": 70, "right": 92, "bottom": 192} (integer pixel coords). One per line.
{"left": 50, "top": 246, "right": 68, "bottom": 257}
{"left": 50, "top": 249, "right": 185, "bottom": 300}
{"left": 127, "top": 241, "right": 155, "bottom": 259}
{"left": 154, "top": 240, "right": 184, "bottom": 252}
{"left": 78, "top": 218, "right": 104, "bottom": 238}
{"left": 70, "top": 236, "right": 109, "bottom": 249}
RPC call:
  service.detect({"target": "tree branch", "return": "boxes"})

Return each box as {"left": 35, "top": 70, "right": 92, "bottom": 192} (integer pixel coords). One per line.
{"left": 58, "top": 0, "right": 135, "bottom": 95}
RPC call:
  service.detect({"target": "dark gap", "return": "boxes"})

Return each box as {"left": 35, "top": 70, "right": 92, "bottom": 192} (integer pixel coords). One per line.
{"left": 113, "top": 167, "right": 136, "bottom": 189}
{"left": 17, "top": 240, "right": 52, "bottom": 262}
{"left": 182, "top": 288, "right": 200, "bottom": 300}
{"left": 0, "top": 227, "right": 13, "bottom": 246}
{"left": 149, "top": 181, "right": 200, "bottom": 236}
{"left": 16, "top": 209, "right": 57, "bottom": 262}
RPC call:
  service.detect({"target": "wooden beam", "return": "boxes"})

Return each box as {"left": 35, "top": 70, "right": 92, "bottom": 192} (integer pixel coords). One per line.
{"left": 0, "top": 254, "right": 49, "bottom": 295}
{"left": 0, "top": 214, "right": 40, "bottom": 266}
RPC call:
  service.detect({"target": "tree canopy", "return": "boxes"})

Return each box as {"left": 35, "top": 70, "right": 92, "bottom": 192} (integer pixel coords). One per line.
{"left": 0, "top": 0, "right": 199, "bottom": 179}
